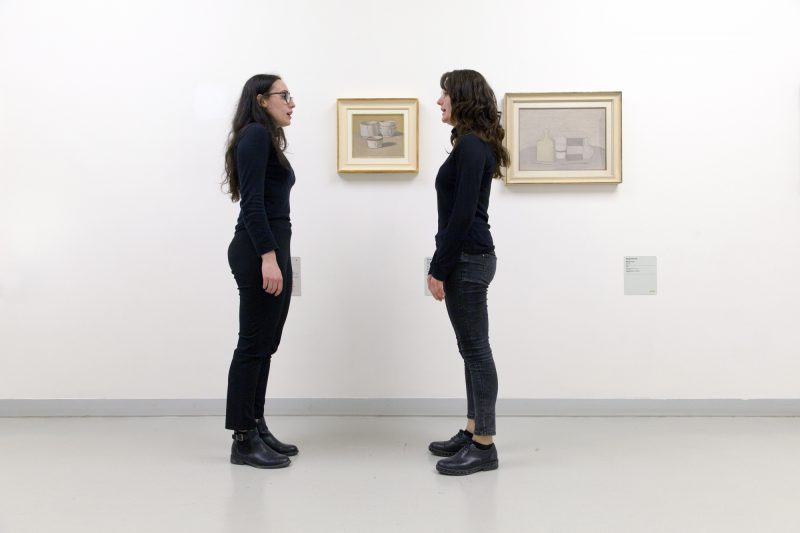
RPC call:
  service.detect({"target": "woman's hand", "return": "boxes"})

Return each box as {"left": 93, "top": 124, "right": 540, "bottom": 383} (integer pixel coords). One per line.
{"left": 427, "top": 275, "right": 445, "bottom": 301}
{"left": 261, "top": 251, "right": 283, "bottom": 296}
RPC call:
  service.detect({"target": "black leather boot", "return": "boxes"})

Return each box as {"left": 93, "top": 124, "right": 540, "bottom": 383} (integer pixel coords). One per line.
{"left": 436, "top": 441, "right": 498, "bottom": 475}
{"left": 230, "top": 429, "right": 291, "bottom": 469}
{"left": 428, "top": 429, "right": 472, "bottom": 457}
{"left": 256, "top": 418, "right": 299, "bottom": 456}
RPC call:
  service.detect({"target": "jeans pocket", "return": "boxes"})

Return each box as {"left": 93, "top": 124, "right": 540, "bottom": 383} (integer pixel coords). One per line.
{"left": 485, "top": 254, "right": 497, "bottom": 284}
{"left": 460, "top": 253, "right": 495, "bottom": 286}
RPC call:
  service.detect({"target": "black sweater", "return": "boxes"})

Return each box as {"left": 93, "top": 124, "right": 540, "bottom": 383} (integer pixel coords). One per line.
{"left": 429, "top": 133, "right": 496, "bottom": 281}
{"left": 234, "top": 123, "right": 295, "bottom": 255}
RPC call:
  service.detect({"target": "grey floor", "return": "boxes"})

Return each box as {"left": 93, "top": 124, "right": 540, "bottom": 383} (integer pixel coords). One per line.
{"left": 1, "top": 416, "right": 799, "bottom": 533}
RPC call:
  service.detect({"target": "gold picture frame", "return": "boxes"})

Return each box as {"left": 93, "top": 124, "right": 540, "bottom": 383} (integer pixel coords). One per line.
{"left": 504, "top": 92, "right": 622, "bottom": 184}
{"left": 337, "top": 98, "right": 419, "bottom": 173}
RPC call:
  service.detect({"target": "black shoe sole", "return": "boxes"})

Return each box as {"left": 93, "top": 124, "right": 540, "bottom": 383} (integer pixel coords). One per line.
{"left": 428, "top": 446, "right": 459, "bottom": 458}
{"left": 230, "top": 455, "right": 291, "bottom": 469}
{"left": 276, "top": 449, "right": 298, "bottom": 457}
{"left": 436, "top": 460, "right": 498, "bottom": 476}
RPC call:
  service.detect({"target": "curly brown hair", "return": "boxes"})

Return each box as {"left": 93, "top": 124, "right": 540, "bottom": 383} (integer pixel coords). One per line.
{"left": 440, "top": 70, "right": 509, "bottom": 179}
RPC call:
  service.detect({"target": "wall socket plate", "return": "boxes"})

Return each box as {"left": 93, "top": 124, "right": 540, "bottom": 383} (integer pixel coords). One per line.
{"left": 424, "top": 257, "right": 432, "bottom": 296}
{"left": 291, "top": 257, "right": 301, "bottom": 296}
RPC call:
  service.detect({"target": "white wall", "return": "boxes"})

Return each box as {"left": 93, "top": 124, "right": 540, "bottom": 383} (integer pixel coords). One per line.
{"left": 1, "top": 0, "right": 799, "bottom": 400}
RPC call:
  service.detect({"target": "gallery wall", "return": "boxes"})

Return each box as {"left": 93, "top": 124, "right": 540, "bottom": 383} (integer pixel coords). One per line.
{"left": 1, "top": 0, "right": 799, "bottom": 402}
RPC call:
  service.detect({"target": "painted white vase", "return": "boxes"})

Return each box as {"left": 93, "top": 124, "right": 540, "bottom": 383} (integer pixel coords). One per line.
{"left": 379, "top": 120, "right": 396, "bottom": 137}
{"left": 360, "top": 121, "right": 379, "bottom": 138}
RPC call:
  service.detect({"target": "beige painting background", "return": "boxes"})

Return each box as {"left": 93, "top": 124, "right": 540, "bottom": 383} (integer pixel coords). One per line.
{"left": 351, "top": 113, "right": 405, "bottom": 158}
{"left": 518, "top": 107, "right": 607, "bottom": 171}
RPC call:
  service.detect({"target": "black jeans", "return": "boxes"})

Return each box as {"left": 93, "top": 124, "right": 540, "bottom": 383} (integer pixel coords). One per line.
{"left": 225, "top": 224, "right": 292, "bottom": 430}
{"left": 444, "top": 251, "right": 498, "bottom": 436}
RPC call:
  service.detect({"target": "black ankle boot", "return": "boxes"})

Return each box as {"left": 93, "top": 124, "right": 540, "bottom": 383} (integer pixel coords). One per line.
{"left": 436, "top": 441, "right": 498, "bottom": 476}
{"left": 428, "top": 429, "right": 472, "bottom": 457}
{"left": 230, "top": 429, "right": 291, "bottom": 469}
{"left": 255, "top": 418, "right": 299, "bottom": 456}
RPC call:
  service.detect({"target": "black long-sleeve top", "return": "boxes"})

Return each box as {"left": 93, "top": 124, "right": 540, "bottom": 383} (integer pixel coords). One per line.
{"left": 234, "top": 123, "right": 295, "bottom": 255}
{"left": 429, "top": 132, "right": 496, "bottom": 281}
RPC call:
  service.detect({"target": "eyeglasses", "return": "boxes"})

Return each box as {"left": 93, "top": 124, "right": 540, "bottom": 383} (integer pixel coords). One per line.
{"left": 266, "top": 91, "right": 293, "bottom": 104}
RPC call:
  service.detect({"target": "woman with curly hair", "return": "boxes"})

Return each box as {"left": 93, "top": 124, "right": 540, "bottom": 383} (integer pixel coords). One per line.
{"left": 426, "top": 69, "right": 510, "bottom": 476}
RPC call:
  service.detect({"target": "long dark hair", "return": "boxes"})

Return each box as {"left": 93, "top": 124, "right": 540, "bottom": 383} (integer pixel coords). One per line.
{"left": 440, "top": 70, "right": 510, "bottom": 179}
{"left": 223, "top": 74, "right": 289, "bottom": 202}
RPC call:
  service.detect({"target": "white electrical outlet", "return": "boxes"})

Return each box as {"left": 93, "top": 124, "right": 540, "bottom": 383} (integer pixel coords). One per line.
{"left": 291, "top": 257, "right": 301, "bottom": 296}
{"left": 424, "top": 257, "right": 432, "bottom": 296}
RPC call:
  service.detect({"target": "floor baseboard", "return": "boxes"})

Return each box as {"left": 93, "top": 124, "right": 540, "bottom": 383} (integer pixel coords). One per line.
{"left": 2, "top": 398, "right": 799, "bottom": 417}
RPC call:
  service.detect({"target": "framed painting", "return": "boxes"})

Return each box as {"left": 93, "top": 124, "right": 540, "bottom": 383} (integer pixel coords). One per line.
{"left": 504, "top": 92, "right": 622, "bottom": 184}
{"left": 337, "top": 98, "right": 419, "bottom": 173}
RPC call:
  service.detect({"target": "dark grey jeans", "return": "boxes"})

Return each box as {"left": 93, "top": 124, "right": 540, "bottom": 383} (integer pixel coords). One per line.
{"left": 444, "top": 251, "right": 498, "bottom": 436}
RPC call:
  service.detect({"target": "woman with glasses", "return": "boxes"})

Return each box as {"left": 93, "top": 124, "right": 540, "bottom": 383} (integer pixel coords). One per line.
{"left": 426, "top": 70, "right": 509, "bottom": 475}
{"left": 222, "top": 74, "right": 298, "bottom": 468}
